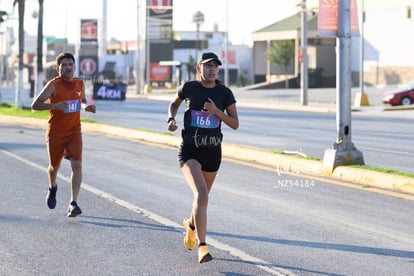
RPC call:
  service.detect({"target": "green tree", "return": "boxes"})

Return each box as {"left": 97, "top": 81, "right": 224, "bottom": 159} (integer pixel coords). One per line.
{"left": 186, "top": 55, "right": 196, "bottom": 80}
{"left": 236, "top": 68, "right": 249, "bottom": 87}
{"left": 266, "top": 40, "right": 294, "bottom": 88}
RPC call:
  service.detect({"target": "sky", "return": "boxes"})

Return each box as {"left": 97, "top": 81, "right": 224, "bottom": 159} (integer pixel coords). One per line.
{"left": 2, "top": 0, "right": 317, "bottom": 46}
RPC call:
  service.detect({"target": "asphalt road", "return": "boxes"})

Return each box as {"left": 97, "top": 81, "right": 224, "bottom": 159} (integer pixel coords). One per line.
{"left": 78, "top": 94, "right": 413, "bottom": 174}
{"left": 1, "top": 124, "right": 414, "bottom": 275}
{"left": 1, "top": 85, "right": 413, "bottom": 177}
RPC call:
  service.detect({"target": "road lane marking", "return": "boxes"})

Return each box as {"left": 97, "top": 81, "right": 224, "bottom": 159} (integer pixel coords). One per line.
{"left": 1, "top": 148, "right": 295, "bottom": 276}
{"left": 358, "top": 146, "right": 414, "bottom": 156}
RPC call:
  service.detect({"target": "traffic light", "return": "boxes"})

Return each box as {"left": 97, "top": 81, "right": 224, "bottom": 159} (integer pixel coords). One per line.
{"left": 0, "top": 10, "right": 7, "bottom": 23}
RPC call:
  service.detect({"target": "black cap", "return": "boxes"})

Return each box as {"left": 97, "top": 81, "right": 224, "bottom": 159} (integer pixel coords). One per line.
{"left": 198, "top": 52, "right": 222, "bottom": 65}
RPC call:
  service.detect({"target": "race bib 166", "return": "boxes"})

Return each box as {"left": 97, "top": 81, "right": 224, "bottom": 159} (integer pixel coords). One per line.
{"left": 191, "top": 110, "right": 220, "bottom": 128}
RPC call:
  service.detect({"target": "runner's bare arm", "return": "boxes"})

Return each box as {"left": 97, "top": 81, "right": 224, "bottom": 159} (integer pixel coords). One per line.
{"left": 31, "top": 82, "right": 67, "bottom": 111}
{"left": 167, "top": 95, "right": 182, "bottom": 131}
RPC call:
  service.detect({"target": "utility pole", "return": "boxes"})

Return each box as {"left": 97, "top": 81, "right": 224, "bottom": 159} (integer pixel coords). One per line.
{"left": 300, "top": 0, "right": 308, "bottom": 106}
{"left": 323, "top": 0, "right": 364, "bottom": 172}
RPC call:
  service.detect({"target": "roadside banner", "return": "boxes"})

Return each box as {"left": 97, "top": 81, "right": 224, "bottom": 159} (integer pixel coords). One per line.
{"left": 318, "top": 0, "right": 359, "bottom": 37}
{"left": 93, "top": 82, "right": 126, "bottom": 101}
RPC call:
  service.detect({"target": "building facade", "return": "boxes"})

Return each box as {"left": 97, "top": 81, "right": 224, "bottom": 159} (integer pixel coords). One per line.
{"left": 252, "top": 0, "right": 414, "bottom": 88}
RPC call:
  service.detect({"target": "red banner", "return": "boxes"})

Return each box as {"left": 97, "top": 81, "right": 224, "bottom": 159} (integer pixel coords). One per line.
{"left": 318, "top": 0, "right": 359, "bottom": 37}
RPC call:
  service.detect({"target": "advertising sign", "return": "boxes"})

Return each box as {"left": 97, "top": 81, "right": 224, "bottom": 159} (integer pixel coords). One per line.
{"left": 81, "top": 19, "right": 98, "bottom": 42}
{"left": 149, "top": 0, "right": 172, "bottom": 16}
{"left": 221, "top": 50, "right": 236, "bottom": 65}
{"left": 148, "top": 0, "right": 173, "bottom": 41}
{"left": 79, "top": 56, "right": 98, "bottom": 77}
{"left": 150, "top": 62, "right": 171, "bottom": 81}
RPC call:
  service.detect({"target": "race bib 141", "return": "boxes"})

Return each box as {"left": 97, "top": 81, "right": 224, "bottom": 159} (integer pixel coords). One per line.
{"left": 64, "top": 99, "right": 81, "bottom": 113}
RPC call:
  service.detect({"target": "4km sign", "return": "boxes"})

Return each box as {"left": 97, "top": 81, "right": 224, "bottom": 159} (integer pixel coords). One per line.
{"left": 93, "top": 82, "right": 126, "bottom": 101}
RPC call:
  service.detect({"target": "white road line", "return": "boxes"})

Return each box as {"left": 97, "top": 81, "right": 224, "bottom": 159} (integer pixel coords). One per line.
{"left": 358, "top": 146, "right": 414, "bottom": 156}
{"left": 1, "top": 148, "right": 295, "bottom": 276}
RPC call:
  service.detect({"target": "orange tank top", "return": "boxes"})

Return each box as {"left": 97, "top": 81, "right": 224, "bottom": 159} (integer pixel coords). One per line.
{"left": 46, "top": 76, "right": 85, "bottom": 137}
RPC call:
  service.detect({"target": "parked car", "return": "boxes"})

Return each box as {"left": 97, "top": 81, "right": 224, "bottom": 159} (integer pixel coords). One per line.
{"left": 383, "top": 81, "right": 414, "bottom": 106}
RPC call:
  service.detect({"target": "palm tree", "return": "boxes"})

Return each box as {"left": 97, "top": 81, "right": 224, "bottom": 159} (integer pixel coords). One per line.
{"left": 192, "top": 11, "right": 204, "bottom": 61}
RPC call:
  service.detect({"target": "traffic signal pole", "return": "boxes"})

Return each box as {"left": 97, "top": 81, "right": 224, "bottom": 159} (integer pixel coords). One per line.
{"left": 323, "top": 0, "right": 364, "bottom": 172}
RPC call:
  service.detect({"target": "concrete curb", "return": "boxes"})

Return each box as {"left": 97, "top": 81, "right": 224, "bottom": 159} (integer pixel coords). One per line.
{"left": 2, "top": 115, "right": 413, "bottom": 195}
{"left": 383, "top": 105, "right": 414, "bottom": 111}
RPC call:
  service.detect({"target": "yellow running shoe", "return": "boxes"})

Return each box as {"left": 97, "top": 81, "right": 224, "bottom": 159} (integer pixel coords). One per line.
{"left": 198, "top": 245, "right": 212, "bottom": 263}
{"left": 183, "top": 218, "right": 196, "bottom": 250}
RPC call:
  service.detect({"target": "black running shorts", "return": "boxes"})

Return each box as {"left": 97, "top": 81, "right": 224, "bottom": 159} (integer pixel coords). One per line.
{"left": 178, "top": 143, "right": 222, "bottom": 172}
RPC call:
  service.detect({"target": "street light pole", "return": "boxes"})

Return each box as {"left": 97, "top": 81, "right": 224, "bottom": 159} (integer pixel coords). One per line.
{"left": 193, "top": 11, "right": 204, "bottom": 63}
{"left": 323, "top": 0, "right": 364, "bottom": 173}
{"left": 300, "top": 0, "right": 308, "bottom": 106}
